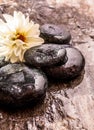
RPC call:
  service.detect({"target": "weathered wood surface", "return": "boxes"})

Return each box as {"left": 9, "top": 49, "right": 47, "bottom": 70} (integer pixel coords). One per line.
{"left": 0, "top": 0, "right": 94, "bottom": 130}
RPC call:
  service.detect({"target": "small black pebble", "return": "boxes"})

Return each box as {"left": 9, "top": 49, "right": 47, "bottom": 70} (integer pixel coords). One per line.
{"left": 40, "top": 24, "right": 71, "bottom": 44}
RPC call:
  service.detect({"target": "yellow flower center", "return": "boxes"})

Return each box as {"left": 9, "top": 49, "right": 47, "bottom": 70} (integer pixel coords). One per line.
{"left": 12, "top": 32, "right": 26, "bottom": 42}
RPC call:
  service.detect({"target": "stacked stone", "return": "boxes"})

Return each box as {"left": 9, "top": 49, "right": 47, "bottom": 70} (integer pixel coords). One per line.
{"left": 0, "top": 24, "right": 85, "bottom": 107}
{"left": 25, "top": 24, "right": 85, "bottom": 80}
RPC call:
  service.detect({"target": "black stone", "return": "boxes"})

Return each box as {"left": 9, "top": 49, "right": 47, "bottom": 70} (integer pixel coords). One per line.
{"left": 40, "top": 24, "right": 71, "bottom": 44}
{"left": 0, "top": 63, "right": 48, "bottom": 107}
{"left": 42, "top": 47, "right": 85, "bottom": 80}
{"left": 24, "top": 44, "right": 66, "bottom": 67}
{"left": 0, "top": 56, "right": 9, "bottom": 67}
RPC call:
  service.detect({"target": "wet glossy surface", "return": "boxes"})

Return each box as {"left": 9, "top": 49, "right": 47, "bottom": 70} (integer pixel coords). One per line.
{"left": 40, "top": 24, "right": 71, "bottom": 44}
{"left": 24, "top": 44, "right": 66, "bottom": 67}
{"left": 0, "top": 63, "right": 48, "bottom": 107}
{"left": 42, "top": 47, "right": 85, "bottom": 80}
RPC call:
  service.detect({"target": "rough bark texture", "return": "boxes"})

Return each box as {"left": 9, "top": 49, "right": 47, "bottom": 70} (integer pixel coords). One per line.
{"left": 0, "top": 0, "right": 94, "bottom": 130}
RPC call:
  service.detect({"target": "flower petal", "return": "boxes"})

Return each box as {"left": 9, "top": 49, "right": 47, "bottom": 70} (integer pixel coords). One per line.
{"left": 0, "top": 11, "right": 44, "bottom": 63}
{"left": 26, "top": 37, "right": 44, "bottom": 47}
{"left": 0, "top": 46, "right": 9, "bottom": 56}
{"left": 26, "top": 24, "right": 40, "bottom": 37}
{"left": 3, "top": 14, "right": 14, "bottom": 23}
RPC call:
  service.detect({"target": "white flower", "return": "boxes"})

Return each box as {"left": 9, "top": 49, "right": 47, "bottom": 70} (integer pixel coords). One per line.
{"left": 0, "top": 11, "right": 44, "bottom": 63}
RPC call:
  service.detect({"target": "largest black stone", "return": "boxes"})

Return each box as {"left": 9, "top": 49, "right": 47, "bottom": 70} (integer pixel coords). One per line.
{"left": 0, "top": 63, "right": 48, "bottom": 107}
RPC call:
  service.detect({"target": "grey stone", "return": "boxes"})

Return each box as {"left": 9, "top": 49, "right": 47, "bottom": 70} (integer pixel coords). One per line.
{"left": 40, "top": 24, "right": 71, "bottom": 44}
{"left": 24, "top": 44, "right": 66, "bottom": 67}
{"left": 42, "top": 47, "right": 85, "bottom": 80}
{"left": 0, "top": 63, "right": 48, "bottom": 107}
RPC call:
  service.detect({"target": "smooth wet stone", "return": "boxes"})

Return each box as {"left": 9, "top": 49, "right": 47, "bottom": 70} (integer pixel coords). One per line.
{"left": 42, "top": 47, "right": 85, "bottom": 80}
{"left": 24, "top": 44, "right": 66, "bottom": 67}
{"left": 0, "top": 56, "right": 9, "bottom": 67}
{"left": 0, "top": 63, "right": 48, "bottom": 107}
{"left": 40, "top": 24, "right": 71, "bottom": 44}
